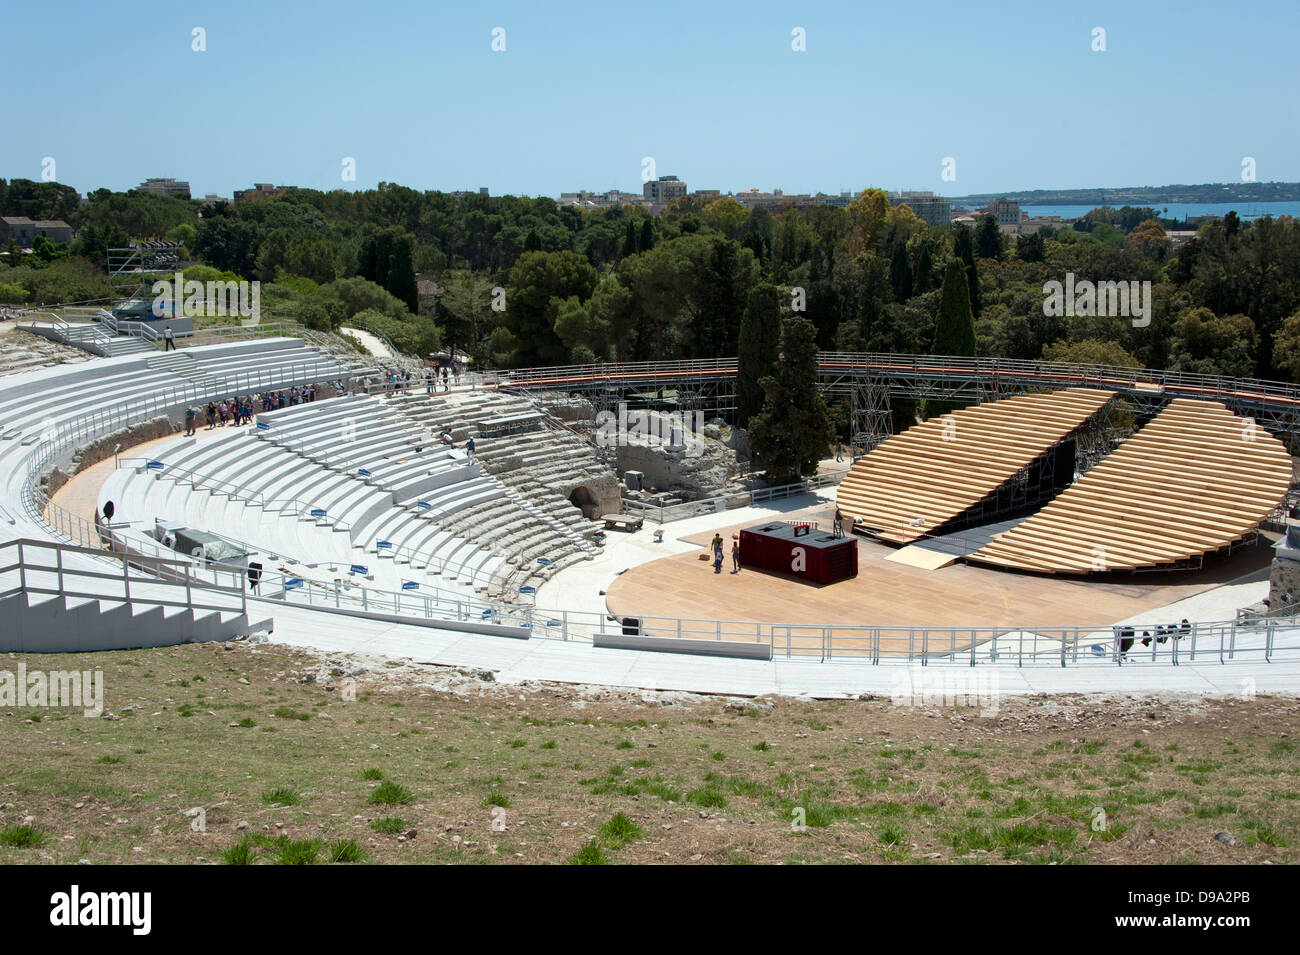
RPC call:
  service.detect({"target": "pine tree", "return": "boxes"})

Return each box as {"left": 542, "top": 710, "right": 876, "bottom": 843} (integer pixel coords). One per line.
{"left": 747, "top": 314, "right": 834, "bottom": 484}
{"left": 639, "top": 218, "right": 655, "bottom": 252}
{"left": 622, "top": 221, "right": 638, "bottom": 257}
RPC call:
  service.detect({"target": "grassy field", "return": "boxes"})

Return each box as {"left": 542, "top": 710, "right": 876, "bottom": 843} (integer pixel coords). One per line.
{"left": 0, "top": 641, "right": 1296, "bottom": 865}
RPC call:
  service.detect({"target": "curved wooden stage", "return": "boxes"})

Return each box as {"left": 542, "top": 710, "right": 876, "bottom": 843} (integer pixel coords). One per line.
{"left": 603, "top": 504, "right": 1274, "bottom": 649}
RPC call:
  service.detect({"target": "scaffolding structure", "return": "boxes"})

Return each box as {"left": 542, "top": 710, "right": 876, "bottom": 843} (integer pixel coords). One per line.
{"left": 107, "top": 242, "right": 184, "bottom": 303}
{"left": 500, "top": 352, "right": 1300, "bottom": 450}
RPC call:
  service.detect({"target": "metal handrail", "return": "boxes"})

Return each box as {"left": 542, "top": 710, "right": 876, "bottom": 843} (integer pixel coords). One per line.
{"left": 622, "top": 472, "right": 846, "bottom": 525}
{"left": 495, "top": 352, "right": 1300, "bottom": 415}
{"left": 2, "top": 536, "right": 247, "bottom": 620}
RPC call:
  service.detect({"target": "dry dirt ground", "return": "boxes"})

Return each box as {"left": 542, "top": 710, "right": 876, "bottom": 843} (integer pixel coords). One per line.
{"left": 0, "top": 640, "right": 1296, "bottom": 865}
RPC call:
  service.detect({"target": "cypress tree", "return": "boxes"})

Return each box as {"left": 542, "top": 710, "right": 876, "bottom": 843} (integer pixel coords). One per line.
{"left": 388, "top": 232, "right": 419, "bottom": 314}
{"left": 952, "top": 223, "right": 981, "bottom": 316}
{"left": 974, "top": 213, "right": 1003, "bottom": 260}
{"left": 747, "top": 314, "right": 834, "bottom": 484}
{"left": 933, "top": 259, "right": 976, "bottom": 356}
{"left": 736, "top": 283, "right": 782, "bottom": 426}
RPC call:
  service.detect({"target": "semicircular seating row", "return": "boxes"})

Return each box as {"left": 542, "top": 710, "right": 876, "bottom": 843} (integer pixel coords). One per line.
{"left": 0, "top": 338, "right": 354, "bottom": 540}
{"left": 99, "top": 392, "right": 604, "bottom": 602}
{"left": 0, "top": 338, "right": 358, "bottom": 649}
{"left": 968, "top": 398, "right": 1292, "bottom": 573}
{"left": 835, "top": 387, "right": 1115, "bottom": 544}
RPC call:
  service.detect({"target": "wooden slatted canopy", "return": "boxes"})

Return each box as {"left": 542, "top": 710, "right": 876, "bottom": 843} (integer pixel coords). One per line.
{"left": 835, "top": 388, "right": 1114, "bottom": 544}
{"left": 970, "top": 398, "right": 1292, "bottom": 573}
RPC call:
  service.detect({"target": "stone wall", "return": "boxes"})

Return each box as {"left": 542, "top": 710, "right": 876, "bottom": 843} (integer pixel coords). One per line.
{"left": 1267, "top": 553, "right": 1300, "bottom": 617}
{"left": 560, "top": 473, "right": 623, "bottom": 518}
{"left": 614, "top": 435, "right": 742, "bottom": 500}
{"left": 43, "top": 415, "right": 178, "bottom": 496}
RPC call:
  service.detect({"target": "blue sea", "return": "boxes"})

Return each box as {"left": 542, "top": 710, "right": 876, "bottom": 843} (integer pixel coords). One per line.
{"left": 1020, "top": 201, "right": 1300, "bottom": 222}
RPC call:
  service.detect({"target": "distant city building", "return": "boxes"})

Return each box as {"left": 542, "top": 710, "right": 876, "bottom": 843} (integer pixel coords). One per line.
{"left": 558, "top": 189, "right": 650, "bottom": 210}
{"left": 813, "top": 192, "right": 857, "bottom": 208}
{"left": 734, "top": 188, "right": 813, "bottom": 212}
{"left": 33, "top": 220, "right": 73, "bottom": 244}
{"left": 888, "top": 191, "right": 953, "bottom": 227}
{"left": 1019, "top": 215, "right": 1071, "bottom": 236}
{"left": 138, "top": 177, "right": 191, "bottom": 198}
{"left": 0, "top": 216, "right": 71, "bottom": 246}
{"left": 0, "top": 217, "right": 35, "bottom": 246}
{"left": 691, "top": 189, "right": 722, "bottom": 202}
{"left": 988, "top": 197, "right": 1024, "bottom": 232}
{"left": 233, "top": 183, "right": 287, "bottom": 203}
{"left": 450, "top": 187, "right": 491, "bottom": 199}
{"left": 643, "top": 175, "right": 688, "bottom": 210}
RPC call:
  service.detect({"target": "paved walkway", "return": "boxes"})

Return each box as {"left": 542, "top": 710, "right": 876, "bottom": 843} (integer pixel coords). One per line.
{"left": 46, "top": 424, "right": 240, "bottom": 527}
{"left": 259, "top": 599, "right": 1300, "bottom": 698}
{"left": 340, "top": 326, "right": 395, "bottom": 360}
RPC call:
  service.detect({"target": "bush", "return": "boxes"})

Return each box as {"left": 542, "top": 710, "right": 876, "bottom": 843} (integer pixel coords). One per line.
{"left": 369, "top": 781, "right": 413, "bottom": 805}
{"left": 261, "top": 787, "right": 301, "bottom": 806}
{"left": 0, "top": 824, "right": 45, "bottom": 847}
{"left": 568, "top": 839, "right": 608, "bottom": 865}
{"left": 598, "top": 812, "right": 642, "bottom": 849}
{"left": 222, "top": 836, "right": 257, "bottom": 865}
{"left": 327, "top": 839, "right": 366, "bottom": 863}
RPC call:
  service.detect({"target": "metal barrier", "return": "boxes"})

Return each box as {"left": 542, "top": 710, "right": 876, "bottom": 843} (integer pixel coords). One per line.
{"left": 495, "top": 351, "right": 1300, "bottom": 418}
{"left": 622, "top": 472, "right": 845, "bottom": 524}
{"left": 0, "top": 536, "right": 247, "bottom": 620}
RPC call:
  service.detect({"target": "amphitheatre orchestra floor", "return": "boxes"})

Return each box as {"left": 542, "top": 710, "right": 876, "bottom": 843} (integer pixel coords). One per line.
{"left": 603, "top": 498, "right": 1276, "bottom": 633}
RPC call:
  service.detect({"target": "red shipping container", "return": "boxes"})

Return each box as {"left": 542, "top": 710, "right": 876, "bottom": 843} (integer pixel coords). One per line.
{"left": 738, "top": 522, "right": 858, "bottom": 585}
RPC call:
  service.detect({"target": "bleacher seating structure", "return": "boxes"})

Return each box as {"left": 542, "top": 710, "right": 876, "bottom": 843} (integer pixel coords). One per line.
{"left": 969, "top": 399, "right": 1293, "bottom": 573}
{"left": 835, "top": 388, "right": 1115, "bottom": 543}
{"left": 0, "top": 337, "right": 355, "bottom": 648}
{"left": 100, "top": 386, "right": 609, "bottom": 605}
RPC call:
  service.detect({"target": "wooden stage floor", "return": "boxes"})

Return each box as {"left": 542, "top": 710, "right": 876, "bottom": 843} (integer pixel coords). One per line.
{"left": 603, "top": 501, "right": 1274, "bottom": 633}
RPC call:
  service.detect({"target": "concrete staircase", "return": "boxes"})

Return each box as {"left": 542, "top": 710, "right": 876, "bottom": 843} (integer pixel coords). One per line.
{"left": 0, "top": 590, "right": 271, "bottom": 652}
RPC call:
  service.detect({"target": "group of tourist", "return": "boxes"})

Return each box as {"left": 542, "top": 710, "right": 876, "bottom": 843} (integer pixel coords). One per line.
{"left": 260, "top": 385, "right": 317, "bottom": 410}
{"left": 709, "top": 533, "right": 741, "bottom": 574}
{"left": 1115, "top": 619, "right": 1193, "bottom": 659}
{"left": 425, "top": 365, "right": 459, "bottom": 393}
{"left": 182, "top": 384, "right": 325, "bottom": 435}
{"left": 193, "top": 398, "right": 255, "bottom": 432}
{"left": 358, "top": 364, "right": 462, "bottom": 396}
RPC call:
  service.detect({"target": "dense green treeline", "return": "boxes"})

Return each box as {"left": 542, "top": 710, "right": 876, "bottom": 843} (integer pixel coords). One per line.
{"left": 5, "top": 178, "right": 1300, "bottom": 389}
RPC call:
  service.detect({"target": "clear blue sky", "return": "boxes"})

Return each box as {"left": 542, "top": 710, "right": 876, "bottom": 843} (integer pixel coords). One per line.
{"left": 3, "top": 0, "right": 1298, "bottom": 199}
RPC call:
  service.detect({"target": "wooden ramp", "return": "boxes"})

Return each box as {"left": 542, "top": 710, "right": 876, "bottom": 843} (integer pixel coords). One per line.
{"left": 836, "top": 388, "right": 1114, "bottom": 544}
{"left": 969, "top": 398, "right": 1292, "bottom": 573}
{"left": 885, "top": 546, "right": 959, "bottom": 570}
